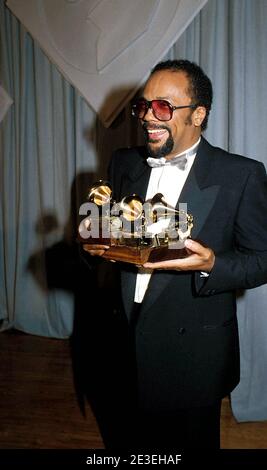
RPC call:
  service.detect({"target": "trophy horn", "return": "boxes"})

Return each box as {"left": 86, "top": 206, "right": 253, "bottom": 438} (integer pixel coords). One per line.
{"left": 149, "top": 193, "right": 180, "bottom": 220}
{"left": 149, "top": 193, "right": 193, "bottom": 236}
{"left": 119, "top": 194, "right": 144, "bottom": 221}
{"left": 87, "top": 180, "right": 112, "bottom": 206}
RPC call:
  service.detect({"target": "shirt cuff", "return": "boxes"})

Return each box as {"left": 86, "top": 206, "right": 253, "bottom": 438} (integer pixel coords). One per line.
{"left": 200, "top": 271, "right": 210, "bottom": 278}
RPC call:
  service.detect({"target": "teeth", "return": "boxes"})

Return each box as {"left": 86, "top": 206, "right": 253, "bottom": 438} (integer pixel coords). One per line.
{"left": 147, "top": 129, "right": 166, "bottom": 133}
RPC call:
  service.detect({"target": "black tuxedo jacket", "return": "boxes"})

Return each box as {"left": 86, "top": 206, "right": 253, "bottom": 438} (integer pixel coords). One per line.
{"left": 107, "top": 137, "right": 267, "bottom": 412}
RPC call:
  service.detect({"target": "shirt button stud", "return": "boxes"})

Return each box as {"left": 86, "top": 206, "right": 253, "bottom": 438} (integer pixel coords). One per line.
{"left": 178, "top": 327, "right": 186, "bottom": 335}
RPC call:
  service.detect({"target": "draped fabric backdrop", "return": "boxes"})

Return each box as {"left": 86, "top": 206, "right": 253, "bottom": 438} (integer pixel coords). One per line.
{"left": 1, "top": 0, "right": 267, "bottom": 422}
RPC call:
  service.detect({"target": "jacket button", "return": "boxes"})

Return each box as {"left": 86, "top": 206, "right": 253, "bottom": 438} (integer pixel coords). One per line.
{"left": 206, "top": 289, "right": 216, "bottom": 295}
{"left": 178, "top": 327, "right": 186, "bottom": 335}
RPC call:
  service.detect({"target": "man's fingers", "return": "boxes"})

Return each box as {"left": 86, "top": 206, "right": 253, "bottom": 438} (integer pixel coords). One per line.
{"left": 83, "top": 244, "right": 110, "bottom": 257}
{"left": 83, "top": 244, "right": 110, "bottom": 250}
{"left": 143, "top": 258, "right": 189, "bottom": 270}
{"left": 184, "top": 239, "right": 206, "bottom": 254}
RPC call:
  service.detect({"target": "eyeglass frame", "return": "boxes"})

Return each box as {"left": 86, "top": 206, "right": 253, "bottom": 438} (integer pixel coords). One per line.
{"left": 131, "top": 98, "right": 198, "bottom": 122}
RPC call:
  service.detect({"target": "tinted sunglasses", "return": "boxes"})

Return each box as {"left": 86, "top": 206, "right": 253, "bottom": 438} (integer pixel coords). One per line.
{"left": 131, "top": 98, "right": 198, "bottom": 122}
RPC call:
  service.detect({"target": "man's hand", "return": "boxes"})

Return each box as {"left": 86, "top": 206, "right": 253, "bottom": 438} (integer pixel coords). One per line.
{"left": 83, "top": 244, "right": 110, "bottom": 257}
{"left": 143, "top": 239, "right": 215, "bottom": 272}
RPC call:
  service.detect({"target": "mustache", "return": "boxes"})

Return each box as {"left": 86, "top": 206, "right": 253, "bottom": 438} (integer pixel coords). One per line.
{"left": 142, "top": 122, "right": 170, "bottom": 132}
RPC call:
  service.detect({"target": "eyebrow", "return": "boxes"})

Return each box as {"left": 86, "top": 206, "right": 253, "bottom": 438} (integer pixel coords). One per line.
{"left": 142, "top": 96, "right": 173, "bottom": 102}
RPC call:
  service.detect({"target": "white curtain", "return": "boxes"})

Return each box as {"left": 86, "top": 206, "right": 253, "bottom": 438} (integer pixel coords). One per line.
{"left": 1, "top": 0, "right": 267, "bottom": 421}
{"left": 0, "top": 0, "right": 97, "bottom": 337}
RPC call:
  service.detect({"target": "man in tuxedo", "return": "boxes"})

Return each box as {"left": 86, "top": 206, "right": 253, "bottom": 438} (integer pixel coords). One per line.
{"left": 83, "top": 60, "right": 267, "bottom": 449}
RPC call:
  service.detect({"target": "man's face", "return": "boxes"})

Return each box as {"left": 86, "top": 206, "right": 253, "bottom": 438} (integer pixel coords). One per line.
{"left": 141, "top": 70, "right": 204, "bottom": 159}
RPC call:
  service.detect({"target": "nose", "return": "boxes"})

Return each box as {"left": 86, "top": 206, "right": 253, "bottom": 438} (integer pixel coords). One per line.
{"left": 142, "top": 103, "right": 157, "bottom": 121}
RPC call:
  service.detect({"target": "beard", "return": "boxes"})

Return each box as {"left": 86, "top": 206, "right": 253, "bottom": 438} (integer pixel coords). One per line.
{"left": 143, "top": 127, "right": 174, "bottom": 159}
{"left": 142, "top": 113, "right": 193, "bottom": 159}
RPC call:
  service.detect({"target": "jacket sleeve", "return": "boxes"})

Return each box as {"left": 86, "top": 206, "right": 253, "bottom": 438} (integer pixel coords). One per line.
{"left": 196, "top": 162, "right": 267, "bottom": 295}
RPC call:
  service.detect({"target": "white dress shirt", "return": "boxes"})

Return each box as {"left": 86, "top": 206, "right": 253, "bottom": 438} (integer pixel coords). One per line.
{"left": 134, "top": 138, "right": 201, "bottom": 303}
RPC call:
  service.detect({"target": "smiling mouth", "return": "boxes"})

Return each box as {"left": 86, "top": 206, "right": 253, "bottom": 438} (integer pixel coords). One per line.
{"left": 146, "top": 128, "right": 169, "bottom": 142}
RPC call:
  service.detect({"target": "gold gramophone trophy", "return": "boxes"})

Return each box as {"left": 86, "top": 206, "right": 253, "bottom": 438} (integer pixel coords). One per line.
{"left": 78, "top": 181, "right": 193, "bottom": 264}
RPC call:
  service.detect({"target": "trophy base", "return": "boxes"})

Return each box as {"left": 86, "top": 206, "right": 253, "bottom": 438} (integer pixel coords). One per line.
{"left": 78, "top": 236, "right": 189, "bottom": 265}
{"left": 102, "top": 244, "right": 189, "bottom": 264}
{"left": 147, "top": 246, "right": 189, "bottom": 263}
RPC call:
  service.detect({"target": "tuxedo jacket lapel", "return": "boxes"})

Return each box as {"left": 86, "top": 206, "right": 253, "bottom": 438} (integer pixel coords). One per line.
{"left": 119, "top": 149, "right": 151, "bottom": 201}
{"left": 179, "top": 137, "right": 220, "bottom": 240}
{"left": 178, "top": 172, "right": 220, "bottom": 240}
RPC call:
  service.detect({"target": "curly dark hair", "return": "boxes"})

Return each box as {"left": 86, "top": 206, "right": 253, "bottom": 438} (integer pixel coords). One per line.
{"left": 151, "top": 59, "right": 213, "bottom": 131}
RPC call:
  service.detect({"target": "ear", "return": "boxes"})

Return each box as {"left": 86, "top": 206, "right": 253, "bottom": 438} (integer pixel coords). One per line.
{"left": 193, "top": 106, "right": 206, "bottom": 128}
